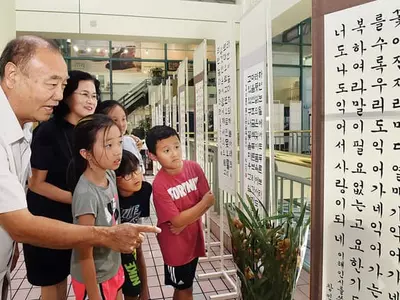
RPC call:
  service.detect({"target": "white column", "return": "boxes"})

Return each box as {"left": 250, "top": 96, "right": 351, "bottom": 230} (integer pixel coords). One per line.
{"left": 0, "top": 0, "right": 16, "bottom": 52}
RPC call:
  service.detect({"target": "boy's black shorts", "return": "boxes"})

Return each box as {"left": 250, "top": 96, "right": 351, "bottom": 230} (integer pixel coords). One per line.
{"left": 164, "top": 258, "right": 199, "bottom": 290}
{"left": 121, "top": 251, "right": 141, "bottom": 297}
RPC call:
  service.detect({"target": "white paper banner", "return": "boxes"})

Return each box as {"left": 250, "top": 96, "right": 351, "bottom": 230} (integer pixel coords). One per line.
{"left": 323, "top": 1, "right": 400, "bottom": 299}
{"left": 195, "top": 80, "right": 205, "bottom": 171}
{"left": 179, "top": 89, "right": 186, "bottom": 159}
{"left": 194, "top": 40, "right": 208, "bottom": 172}
{"left": 165, "top": 103, "right": 171, "bottom": 126}
{"left": 240, "top": 0, "right": 268, "bottom": 208}
{"left": 216, "top": 31, "right": 237, "bottom": 195}
{"left": 150, "top": 91, "right": 156, "bottom": 127}
{"left": 165, "top": 78, "right": 171, "bottom": 126}
{"left": 242, "top": 61, "right": 265, "bottom": 204}
{"left": 172, "top": 95, "right": 177, "bottom": 131}
{"left": 178, "top": 60, "right": 187, "bottom": 159}
{"left": 158, "top": 84, "right": 164, "bottom": 125}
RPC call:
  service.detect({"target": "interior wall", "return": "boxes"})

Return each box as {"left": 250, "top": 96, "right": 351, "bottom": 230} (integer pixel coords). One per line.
{"left": 0, "top": 0, "right": 16, "bottom": 52}
{"left": 15, "top": 0, "right": 311, "bottom": 42}
{"left": 16, "top": 0, "right": 241, "bottom": 40}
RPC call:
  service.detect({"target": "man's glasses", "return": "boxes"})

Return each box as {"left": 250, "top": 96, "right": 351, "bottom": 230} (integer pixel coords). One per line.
{"left": 119, "top": 169, "right": 142, "bottom": 181}
{"left": 74, "top": 91, "right": 98, "bottom": 102}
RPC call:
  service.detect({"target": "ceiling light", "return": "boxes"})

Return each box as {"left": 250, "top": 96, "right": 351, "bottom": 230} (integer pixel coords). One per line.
{"left": 105, "top": 49, "right": 109, "bottom": 53}
{"left": 123, "top": 49, "right": 128, "bottom": 54}
{"left": 66, "top": 39, "right": 71, "bottom": 43}
{"left": 86, "top": 47, "right": 92, "bottom": 53}
{"left": 96, "top": 48, "right": 101, "bottom": 53}
{"left": 73, "top": 45, "right": 79, "bottom": 52}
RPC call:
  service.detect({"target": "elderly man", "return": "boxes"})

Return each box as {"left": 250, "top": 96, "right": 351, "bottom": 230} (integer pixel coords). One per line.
{"left": 0, "top": 36, "right": 160, "bottom": 299}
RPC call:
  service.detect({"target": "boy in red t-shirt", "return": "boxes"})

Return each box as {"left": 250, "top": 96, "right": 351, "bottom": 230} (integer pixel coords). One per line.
{"left": 146, "top": 125, "right": 215, "bottom": 300}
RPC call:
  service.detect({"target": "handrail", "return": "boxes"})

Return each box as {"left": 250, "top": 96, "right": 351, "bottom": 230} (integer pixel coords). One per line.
{"left": 185, "top": 130, "right": 312, "bottom": 156}
{"left": 119, "top": 79, "right": 148, "bottom": 109}
{"left": 189, "top": 138, "right": 311, "bottom": 168}
{"left": 185, "top": 130, "right": 312, "bottom": 135}
{"left": 275, "top": 171, "right": 311, "bottom": 185}
{"left": 199, "top": 139, "right": 311, "bottom": 271}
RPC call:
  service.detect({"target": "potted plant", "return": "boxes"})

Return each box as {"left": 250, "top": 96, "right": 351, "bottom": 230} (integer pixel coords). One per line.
{"left": 226, "top": 195, "right": 310, "bottom": 300}
{"left": 138, "top": 117, "right": 151, "bottom": 135}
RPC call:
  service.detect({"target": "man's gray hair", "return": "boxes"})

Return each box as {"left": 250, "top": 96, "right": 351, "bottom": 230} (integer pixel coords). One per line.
{"left": 0, "top": 35, "right": 60, "bottom": 79}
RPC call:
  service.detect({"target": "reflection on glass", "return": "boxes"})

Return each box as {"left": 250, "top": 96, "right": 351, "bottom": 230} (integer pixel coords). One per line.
{"left": 168, "top": 44, "right": 193, "bottom": 60}
{"left": 272, "top": 44, "right": 300, "bottom": 65}
{"left": 65, "top": 40, "right": 110, "bottom": 58}
{"left": 273, "top": 67, "right": 300, "bottom": 105}
{"left": 302, "top": 45, "right": 312, "bottom": 66}
{"left": 111, "top": 61, "right": 164, "bottom": 100}
{"left": 167, "top": 43, "right": 215, "bottom": 61}
{"left": 140, "top": 42, "right": 164, "bottom": 59}
{"left": 302, "top": 68, "right": 312, "bottom": 131}
{"left": 302, "top": 21, "right": 312, "bottom": 44}
{"left": 111, "top": 41, "right": 165, "bottom": 61}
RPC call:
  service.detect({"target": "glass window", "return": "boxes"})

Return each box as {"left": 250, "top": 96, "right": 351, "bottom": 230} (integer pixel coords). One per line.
{"left": 140, "top": 42, "right": 165, "bottom": 60}
{"left": 111, "top": 41, "right": 164, "bottom": 60}
{"left": 110, "top": 41, "right": 141, "bottom": 63}
{"left": 168, "top": 43, "right": 215, "bottom": 61}
{"left": 66, "top": 40, "right": 110, "bottom": 58}
{"left": 111, "top": 61, "right": 165, "bottom": 99}
{"left": 167, "top": 61, "right": 180, "bottom": 73}
{"left": 167, "top": 44, "right": 192, "bottom": 60}
{"left": 272, "top": 44, "right": 300, "bottom": 65}
{"left": 69, "top": 59, "right": 111, "bottom": 99}
{"left": 189, "top": 43, "right": 215, "bottom": 61}
{"left": 273, "top": 67, "right": 301, "bottom": 105}
{"left": 302, "top": 21, "right": 312, "bottom": 44}
{"left": 53, "top": 39, "right": 69, "bottom": 57}
{"left": 302, "top": 45, "right": 312, "bottom": 66}
{"left": 273, "top": 25, "right": 301, "bottom": 45}
{"left": 301, "top": 19, "right": 312, "bottom": 66}
{"left": 208, "top": 62, "right": 216, "bottom": 86}
{"left": 302, "top": 67, "right": 312, "bottom": 131}
{"left": 207, "top": 44, "right": 216, "bottom": 61}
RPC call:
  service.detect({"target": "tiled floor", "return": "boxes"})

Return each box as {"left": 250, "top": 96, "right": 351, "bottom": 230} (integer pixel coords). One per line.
{"left": 10, "top": 218, "right": 310, "bottom": 300}
{"left": 9, "top": 176, "right": 310, "bottom": 299}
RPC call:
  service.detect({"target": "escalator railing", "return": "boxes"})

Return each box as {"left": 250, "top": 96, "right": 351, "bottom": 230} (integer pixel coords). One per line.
{"left": 118, "top": 79, "right": 150, "bottom": 113}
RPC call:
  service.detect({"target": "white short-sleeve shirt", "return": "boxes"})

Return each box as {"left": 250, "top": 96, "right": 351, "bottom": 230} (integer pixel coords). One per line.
{"left": 123, "top": 135, "right": 145, "bottom": 172}
{"left": 0, "top": 86, "right": 32, "bottom": 297}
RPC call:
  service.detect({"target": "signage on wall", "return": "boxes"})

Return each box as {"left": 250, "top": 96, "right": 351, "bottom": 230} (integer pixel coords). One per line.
{"left": 74, "top": 62, "right": 86, "bottom": 70}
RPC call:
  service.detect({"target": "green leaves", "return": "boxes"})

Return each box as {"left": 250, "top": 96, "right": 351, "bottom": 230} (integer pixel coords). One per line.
{"left": 226, "top": 194, "right": 310, "bottom": 300}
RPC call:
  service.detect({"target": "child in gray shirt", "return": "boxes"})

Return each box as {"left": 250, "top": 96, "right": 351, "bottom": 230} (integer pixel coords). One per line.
{"left": 69, "top": 114, "right": 126, "bottom": 300}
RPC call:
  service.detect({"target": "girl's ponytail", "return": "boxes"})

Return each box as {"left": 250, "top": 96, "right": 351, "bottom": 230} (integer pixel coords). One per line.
{"left": 67, "top": 155, "right": 86, "bottom": 193}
